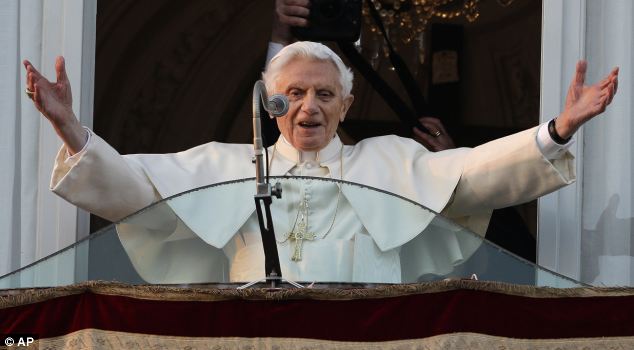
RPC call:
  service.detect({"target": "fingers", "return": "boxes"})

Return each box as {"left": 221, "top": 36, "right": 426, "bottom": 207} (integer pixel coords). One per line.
{"left": 598, "top": 67, "right": 618, "bottom": 88}
{"left": 23, "top": 59, "right": 33, "bottom": 73}
{"left": 25, "top": 63, "right": 54, "bottom": 110}
{"left": 23, "top": 59, "right": 45, "bottom": 80}
{"left": 278, "top": 13, "right": 309, "bottom": 27}
{"left": 413, "top": 126, "right": 443, "bottom": 151}
{"left": 22, "top": 59, "right": 58, "bottom": 115}
{"left": 272, "top": 0, "right": 309, "bottom": 43}
{"left": 24, "top": 60, "right": 45, "bottom": 92}
{"left": 281, "top": 5, "right": 310, "bottom": 18}
{"left": 33, "top": 83, "right": 43, "bottom": 109}
{"left": 278, "top": 11, "right": 309, "bottom": 26}
{"left": 591, "top": 86, "right": 609, "bottom": 113}
{"left": 598, "top": 76, "right": 611, "bottom": 88}
{"left": 610, "top": 67, "right": 619, "bottom": 103}
{"left": 417, "top": 117, "right": 455, "bottom": 150}
{"left": 418, "top": 117, "right": 448, "bottom": 134}
{"left": 23, "top": 59, "right": 37, "bottom": 74}
{"left": 276, "top": 0, "right": 310, "bottom": 26}
{"left": 598, "top": 93, "right": 609, "bottom": 114}
{"left": 26, "top": 71, "right": 35, "bottom": 93}
{"left": 283, "top": 0, "right": 310, "bottom": 7}
{"left": 598, "top": 67, "right": 619, "bottom": 105}
{"left": 607, "top": 80, "right": 616, "bottom": 105}
{"left": 27, "top": 69, "right": 50, "bottom": 94}
{"left": 28, "top": 82, "right": 48, "bottom": 115}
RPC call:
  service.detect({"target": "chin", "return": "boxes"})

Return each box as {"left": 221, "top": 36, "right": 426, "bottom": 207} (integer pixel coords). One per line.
{"left": 293, "top": 136, "right": 327, "bottom": 152}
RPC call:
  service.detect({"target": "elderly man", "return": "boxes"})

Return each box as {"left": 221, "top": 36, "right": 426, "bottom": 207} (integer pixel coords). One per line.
{"left": 23, "top": 41, "right": 617, "bottom": 284}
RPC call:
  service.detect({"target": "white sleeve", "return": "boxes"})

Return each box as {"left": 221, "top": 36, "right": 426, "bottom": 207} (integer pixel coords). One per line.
{"left": 266, "top": 42, "right": 285, "bottom": 67}
{"left": 445, "top": 126, "right": 575, "bottom": 218}
{"left": 51, "top": 130, "right": 159, "bottom": 222}
{"left": 536, "top": 122, "right": 574, "bottom": 159}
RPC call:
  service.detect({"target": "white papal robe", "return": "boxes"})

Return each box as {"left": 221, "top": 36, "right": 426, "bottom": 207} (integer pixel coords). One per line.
{"left": 50, "top": 126, "right": 574, "bottom": 283}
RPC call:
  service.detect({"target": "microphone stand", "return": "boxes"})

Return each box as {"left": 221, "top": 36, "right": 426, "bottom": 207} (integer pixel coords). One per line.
{"left": 238, "top": 81, "right": 303, "bottom": 289}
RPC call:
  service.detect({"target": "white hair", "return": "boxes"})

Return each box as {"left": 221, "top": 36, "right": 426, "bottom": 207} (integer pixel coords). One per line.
{"left": 263, "top": 41, "right": 354, "bottom": 97}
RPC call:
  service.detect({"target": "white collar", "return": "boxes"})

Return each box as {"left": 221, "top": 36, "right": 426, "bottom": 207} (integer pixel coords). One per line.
{"left": 274, "top": 135, "right": 343, "bottom": 165}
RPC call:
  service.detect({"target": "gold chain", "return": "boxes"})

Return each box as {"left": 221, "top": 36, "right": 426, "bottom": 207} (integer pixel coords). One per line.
{"left": 269, "top": 143, "right": 344, "bottom": 258}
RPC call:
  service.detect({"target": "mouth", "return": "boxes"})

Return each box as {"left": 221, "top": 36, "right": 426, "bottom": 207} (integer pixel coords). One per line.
{"left": 298, "top": 121, "right": 322, "bottom": 128}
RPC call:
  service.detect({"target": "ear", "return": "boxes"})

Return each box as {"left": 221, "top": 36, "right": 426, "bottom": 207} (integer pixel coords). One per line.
{"left": 340, "top": 94, "right": 354, "bottom": 122}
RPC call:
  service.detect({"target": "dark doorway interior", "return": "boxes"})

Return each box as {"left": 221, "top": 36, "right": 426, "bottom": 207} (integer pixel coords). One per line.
{"left": 92, "top": 0, "right": 542, "bottom": 262}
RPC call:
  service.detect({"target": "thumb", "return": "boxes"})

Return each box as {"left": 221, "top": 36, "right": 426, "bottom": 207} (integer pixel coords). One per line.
{"left": 55, "top": 56, "right": 69, "bottom": 84}
{"left": 573, "top": 60, "right": 587, "bottom": 88}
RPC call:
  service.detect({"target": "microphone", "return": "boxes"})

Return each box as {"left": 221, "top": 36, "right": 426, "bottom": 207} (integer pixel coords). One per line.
{"left": 252, "top": 80, "right": 284, "bottom": 196}
{"left": 251, "top": 80, "right": 284, "bottom": 284}
{"left": 266, "top": 94, "right": 289, "bottom": 117}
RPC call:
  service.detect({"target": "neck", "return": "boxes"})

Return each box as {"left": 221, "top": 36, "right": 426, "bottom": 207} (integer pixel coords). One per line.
{"left": 299, "top": 150, "right": 317, "bottom": 162}
{"left": 277, "top": 134, "right": 341, "bottom": 165}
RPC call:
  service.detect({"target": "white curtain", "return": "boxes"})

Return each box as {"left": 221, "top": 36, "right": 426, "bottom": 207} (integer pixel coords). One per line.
{"left": 580, "top": 0, "right": 634, "bottom": 286}
{"left": 539, "top": 0, "right": 634, "bottom": 286}
{"left": 0, "top": 0, "right": 94, "bottom": 278}
{"left": 0, "top": 0, "right": 24, "bottom": 275}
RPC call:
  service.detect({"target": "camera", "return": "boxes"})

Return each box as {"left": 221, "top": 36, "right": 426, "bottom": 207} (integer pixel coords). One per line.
{"left": 291, "top": 0, "right": 362, "bottom": 42}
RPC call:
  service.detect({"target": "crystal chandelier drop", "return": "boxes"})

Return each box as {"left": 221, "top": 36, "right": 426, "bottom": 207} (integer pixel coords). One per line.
{"left": 362, "top": 0, "right": 515, "bottom": 66}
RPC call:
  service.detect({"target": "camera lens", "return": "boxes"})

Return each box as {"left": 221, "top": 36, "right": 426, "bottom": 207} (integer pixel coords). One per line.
{"left": 318, "top": 0, "right": 344, "bottom": 20}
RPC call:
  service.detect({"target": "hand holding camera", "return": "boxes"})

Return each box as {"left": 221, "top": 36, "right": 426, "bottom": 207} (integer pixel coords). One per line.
{"left": 272, "top": 0, "right": 310, "bottom": 45}
{"left": 272, "top": 0, "right": 361, "bottom": 44}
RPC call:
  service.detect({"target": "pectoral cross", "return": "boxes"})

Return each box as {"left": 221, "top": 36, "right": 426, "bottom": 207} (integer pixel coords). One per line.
{"left": 288, "top": 220, "right": 315, "bottom": 261}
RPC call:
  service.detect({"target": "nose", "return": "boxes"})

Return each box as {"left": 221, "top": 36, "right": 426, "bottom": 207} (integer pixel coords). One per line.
{"left": 300, "top": 91, "right": 318, "bottom": 115}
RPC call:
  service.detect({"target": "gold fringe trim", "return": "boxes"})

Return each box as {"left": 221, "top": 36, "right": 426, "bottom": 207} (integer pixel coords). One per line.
{"left": 3, "top": 279, "right": 634, "bottom": 309}
{"left": 35, "top": 328, "right": 634, "bottom": 350}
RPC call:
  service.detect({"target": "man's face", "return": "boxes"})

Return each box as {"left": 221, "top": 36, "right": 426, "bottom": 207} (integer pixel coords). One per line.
{"left": 274, "top": 57, "right": 354, "bottom": 152}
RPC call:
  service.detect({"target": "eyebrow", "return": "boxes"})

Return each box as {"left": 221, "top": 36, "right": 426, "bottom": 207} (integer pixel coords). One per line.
{"left": 286, "top": 84, "right": 305, "bottom": 91}
{"left": 285, "top": 83, "right": 338, "bottom": 93}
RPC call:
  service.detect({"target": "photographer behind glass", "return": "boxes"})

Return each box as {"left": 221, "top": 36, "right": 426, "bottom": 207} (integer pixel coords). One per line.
{"left": 270, "top": 0, "right": 456, "bottom": 151}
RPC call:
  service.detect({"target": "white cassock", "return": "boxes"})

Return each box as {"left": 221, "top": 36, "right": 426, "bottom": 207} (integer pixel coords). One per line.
{"left": 50, "top": 126, "right": 574, "bottom": 283}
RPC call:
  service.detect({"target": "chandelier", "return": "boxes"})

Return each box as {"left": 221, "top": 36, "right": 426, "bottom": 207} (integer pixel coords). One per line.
{"left": 362, "top": 0, "right": 515, "bottom": 65}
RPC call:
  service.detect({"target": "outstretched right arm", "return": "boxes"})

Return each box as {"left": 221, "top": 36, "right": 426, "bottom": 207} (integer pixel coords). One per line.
{"left": 24, "top": 57, "right": 158, "bottom": 221}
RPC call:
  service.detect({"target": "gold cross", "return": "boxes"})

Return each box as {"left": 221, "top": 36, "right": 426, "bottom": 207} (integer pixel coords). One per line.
{"left": 288, "top": 220, "right": 316, "bottom": 261}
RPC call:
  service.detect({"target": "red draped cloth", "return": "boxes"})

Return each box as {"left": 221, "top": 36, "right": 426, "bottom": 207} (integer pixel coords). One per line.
{"left": 2, "top": 280, "right": 634, "bottom": 349}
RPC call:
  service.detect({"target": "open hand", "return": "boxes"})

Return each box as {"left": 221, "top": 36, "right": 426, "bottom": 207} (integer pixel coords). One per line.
{"left": 24, "top": 56, "right": 86, "bottom": 154}
{"left": 557, "top": 60, "right": 619, "bottom": 139}
{"left": 24, "top": 56, "right": 75, "bottom": 126}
